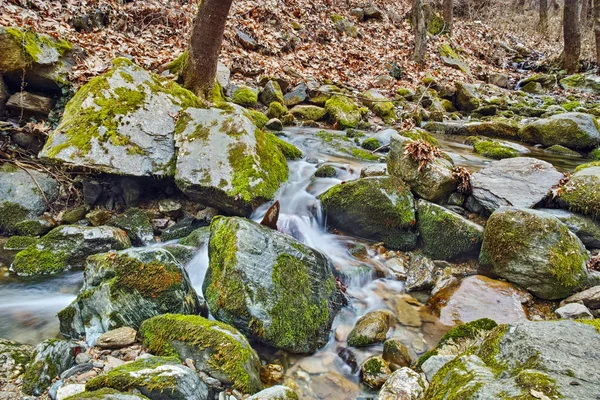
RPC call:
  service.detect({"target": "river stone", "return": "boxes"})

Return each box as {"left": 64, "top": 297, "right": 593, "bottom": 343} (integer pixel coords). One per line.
{"left": 300, "top": 130, "right": 380, "bottom": 161}
{"left": 416, "top": 200, "right": 483, "bottom": 260}
{"left": 57, "top": 384, "right": 86, "bottom": 400}
{"left": 421, "top": 355, "right": 456, "bottom": 382}
{"left": 284, "top": 82, "right": 307, "bottom": 107}
{"left": 560, "top": 285, "right": 600, "bottom": 316}
{"left": 247, "top": 386, "right": 298, "bottom": 400}
{"left": 63, "top": 388, "right": 152, "bottom": 399}
{"left": 555, "top": 303, "right": 593, "bottom": 319}
{"left": 260, "top": 80, "right": 284, "bottom": 106}
{"left": 454, "top": 83, "right": 480, "bottom": 112}
{"left": 560, "top": 73, "right": 600, "bottom": 95}
{"left": 0, "top": 338, "right": 32, "bottom": 384}
{"left": 387, "top": 135, "right": 457, "bottom": 203}
{"left": 325, "top": 95, "right": 366, "bottom": 129}
{"left": 470, "top": 157, "right": 563, "bottom": 214}
{"left": 361, "top": 356, "right": 391, "bottom": 389}
{"left": 11, "top": 225, "right": 132, "bottom": 275}
{"left": 538, "top": 208, "right": 600, "bottom": 249}
{"left": 139, "top": 314, "right": 263, "bottom": 394}
{"left": 58, "top": 247, "right": 206, "bottom": 346}
{"left": 204, "top": 216, "right": 341, "bottom": 354}
{"left": 347, "top": 310, "right": 395, "bottom": 347}
{"left": 479, "top": 208, "right": 590, "bottom": 300}
{"left": 559, "top": 166, "right": 600, "bottom": 220}
{"left": 382, "top": 339, "right": 413, "bottom": 368}
{"left": 377, "top": 367, "right": 427, "bottom": 400}
{"left": 519, "top": 112, "right": 600, "bottom": 150}
{"left": 40, "top": 58, "right": 200, "bottom": 176}
{"left": 427, "top": 275, "right": 530, "bottom": 326}
{"left": 174, "top": 106, "right": 288, "bottom": 217}
{"left": 319, "top": 177, "right": 417, "bottom": 250}
{"left": 86, "top": 356, "right": 208, "bottom": 400}
{"left": 424, "top": 320, "right": 600, "bottom": 400}
{"left": 111, "top": 208, "right": 155, "bottom": 246}
{"left": 96, "top": 327, "right": 137, "bottom": 349}
{"left": 22, "top": 339, "right": 82, "bottom": 396}
{"left": 289, "top": 105, "right": 327, "bottom": 121}
{"left": 0, "top": 164, "right": 59, "bottom": 234}
{"left": 405, "top": 254, "right": 437, "bottom": 292}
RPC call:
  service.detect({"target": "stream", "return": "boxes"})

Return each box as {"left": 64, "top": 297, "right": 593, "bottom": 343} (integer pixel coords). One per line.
{"left": 0, "top": 126, "right": 589, "bottom": 399}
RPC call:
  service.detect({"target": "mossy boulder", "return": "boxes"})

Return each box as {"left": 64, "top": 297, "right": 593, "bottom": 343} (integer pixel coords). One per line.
{"left": 22, "top": 339, "right": 81, "bottom": 396}
{"left": 416, "top": 200, "right": 483, "bottom": 260}
{"left": 14, "top": 216, "right": 54, "bottom": 236}
{"left": 231, "top": 85, "right": 259, "bottom": 107}
{"left": 423, "top": 119, "right": 521, "bottom": 140}
{"left": 466, "top": 136, "right": 528, "bottom": 160}
{"left": 309, "top": 84, "right": 339, "bottom": 106}
{"left": 178, "top": 226, "right": 211, "bottom": 249}
{"left": 539, "top": 208, "right": 600, "bottom": 249}
{"left": 314, "top": 165, "right": 337, "bottom": 178}
{"left": 519, "top": 112, "right": 600, "bottom": 150}
{"left": 40, "top": 58, "right": 200, "bottom": 176}
{"left": 440, "top": 44, "right": 469, "bottom": 75}
{"left": 259, "top": 80, "right": 284, "bottom": 106}
{"left": 559, "top": 166, "right": 600, "bottom": 220}
{"left": 12, "top": 225, "right": 131, "bottom": 275}
{"left": 304, "top": 130, "right": 380, "bottom": 161}
{"left": 58, "top": 247, "right": 206, "bottom": 345}
{"left": 347, "top": 310, "right": 395, "bottom": 347}
{"left": 0, "top": 338, "right": 32, "bottom": 385}
{"left": 544, "top": 144, "right": 582, "bottom": 157}
{"left": 64, "top": 388, "right": 149, "bottom": 399}
{"left": 479, "top": 208, "right": 590, "bottom": 300}
{"left": 387, "top": 135, "right": 457, "bottom": 203}
{"left": 3, "top": 235, "right": 38, "bottom": 251}
{"left": 289, "top": 105, "right": 327, "bottom": 121}
{"left": 86, "top": 356, "right": 208, "bottom": 400}
{"left": 139, "top": 314, "right": 262, "bottom": 394}
{"left": 361, "top": 356, "right": 391, "bottom": 389}
{"left": 204, "top": 216, "right": 341, "bottom": 354}
{"left": 319, "top": 177, "right": 418, "bottom": 250}
{"left": 174, "top": 106, "right": 288, "bottom": 217}
{"left": 325, "top": 95, "right": 366, "bottom": 129}
{"left": 454, "top": 82, "right": 479, "bottom": 112}
{"left": 0, "top": 164, "right": 59, "bottom": 234}
{"left": 560, "top": 73, "right": 600, "bottom": 95}
{"left": 423, "top": 320, "right": 600, "bottom": 399}
{"left": 111, "top": 208, "right": 155, "bottom": 246}
{"left": 361, "top": 89, "right": 396, "bottom": 124}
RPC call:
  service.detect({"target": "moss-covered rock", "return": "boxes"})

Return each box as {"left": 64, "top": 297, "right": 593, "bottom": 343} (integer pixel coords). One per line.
{"left": 231, "top": 85, "right": 258, "bottom": 107}
{"left": 64, "top": 388, "right": 149, "bottom": 399}
{"left": 40, "top": 58, "right": 200, "bottom": 176}
{"left": 266, "top": 101, "right": 288, "bottom": 119}
{"left": 417, "top": 200, "right": 483, "bottom": 260}
{"left": 3, "top": 235, "right": 38, "bottom": 251}
{"left": 479, "top": 208, "right": 590, "bottom": 300}
{"left": 139, "top": 314, "right": 262, "bottom": 394}
{"left": 325, "top": 95, "right": 366, "bottom": 129}
{"left": 519, "top": 112, "right": 600, "bottom": 150}
{"left": 424, "top": 119, "right": 521, "bottom": 140}
{"left": 559, "top": 165, "right": 600, "bottom": 219}
{"left": 58, "top": 247, "right": 206, "bottom": 345}
{"left": 178, "top": 226, "right": 211, "bottom": 249}
{"left": 111, "top": 208, "right": 155, "bottom": 246}
{"left": 361, "top": 137, "right": 381, "bottom": 151}
{"left": 174, "top": 106, "right": 289, "bottom": 216}
{"left": 440, "top": 45, "right": 470, "bottom": 75}
{"left": 307, "top": 130, "right": 380, "bottom": 161}
{"left": 0, "top": 338, "right": 32, "bottom": 385}
{"left": 466, "top": 136, "right": 522, "bottom": 160}
{"left": 245, "top": 109, "right": 269, "bottom": 129}
{"left": 544, "top": 144, "right": 582, "bottom": 157}
{"left": 560, "top": 73, "right": 600, "bottom": 95}
{"left": 289, "top": 105, "right": 327, "bottom": 121}
{"left": 86, "top": 356, "right": 208, "bottom": 400}
{"left": 14, "top": 217, "right": 54, "bottom": 237}
{"left": 204, "top": 216, "right": 341, "bottom": 354}
{"left": 361, "top": 89, "right": 396, "bottom": 124}
{"left": 260, "top": 80, "right": 284, "bottom": 106}
{"left": 360, "top": 356, "right": 391, "bottom": 389}
{"left": 347, "top": 310, "right": 395, "bottom": 347}
{"left": 314, "top": 165, "right": 337, "bottom": 178}
{"left": 319, "top": 177, "right": 417, "bottom": 250}
{"left": 401, "top": 128, "right": 440, "bottom": 146}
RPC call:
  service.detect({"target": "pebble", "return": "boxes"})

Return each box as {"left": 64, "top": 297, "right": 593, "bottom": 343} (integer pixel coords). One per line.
{"left": 75, "top": 352, "right": 91, "bottom": 365}
{"left": 60, "top": 363, "right": 93, "bottom": 380}
{"left": 92, "top": 361, "right": 104, "bottom": 369}
{"left": 97, "top": 326, "right": 137, "bottom": 349}
{"left": 76, "top": 370, "right": 98, "bottom": 382}
{"left": 103, "top": 355, "right": 125, "bottom": 372}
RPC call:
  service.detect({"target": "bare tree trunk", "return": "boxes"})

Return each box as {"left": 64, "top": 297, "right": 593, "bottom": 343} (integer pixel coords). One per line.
{"left": 582, "top": 0, "right": 590, "bottom": 24}
{"left": 563, "top": 0, "right": 581, "bottom": 74}
{"left": 595, "top": 0, "right": 600, "bottom": 63}
{"left": 443, "top": 0, "right": 454, "bottom": 34}
{"left": 183, "top": 0, "right": 234, "bottom": 98}
{"left": 539, "top": 0, "right": 548, "bottom": 33}
{"left": 412, "top": 0, "right": 427, "bottom": 64}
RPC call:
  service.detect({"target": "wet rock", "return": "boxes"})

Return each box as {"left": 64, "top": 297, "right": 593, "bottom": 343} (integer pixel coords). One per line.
{"left": 14, "top": 216, "right": 55, "bottom": 237}
{"left": 479, "top": 208, "right": 590, "bottom": 300}
{"left": 96, "top": 327, "right": 137, "bottom": 349}
{"left": 260, "top": 80, "right": 284, "bottom": 106}
{"left": 416, "top": 200, "right": 483, "bottom": 260}
{"left": 6, "top": 91, "right": 55, "bottom": 117}
{"left": 347, "top": 310, "right": 395, "bottom": 347}
{"left": 560, "top": 285, "right": 600, "bottom": 316}
{"left": 301, "top": 130, "right": 380, "bottom": 161}
{"left": 265, "top": 118, "right": 283, "bottom": 131}
{"left": 260, "top": 364, "right": 285, "bottom": 386}
{"left": 22, "top": 339, "right": 82, "bottom": 396}
{"left": 195, "top": 207, "right": 219, "bottom": 225}
{"left": 361, "top": 356, "right": 391, "bottom": 389}
{"left": 466, "top": 136, "right": 529, "bottom": 159}
{"left": 423, "top": 320, "right": 600, "bottom": 399}
{"left": 12, "top": 225, "right": 131, "bottom": 275}
{"left": 86, "top": 209, "right": 112, "bottom": 226}
{"left": 139, "top": 314, "right": 263, "bottom": 394}
{"left": 41, "top": 58, "right": 199, "bottom": 176}
{"left": 554, "top": 303, "right": 593, "bottom": 320}
{"left": 161, "top": 217, "right": 199, "bottom": 241}
{"left": 111, "top": 208, "right": 155, "bottom": 246}
{"left": 454, "top": 82, "right": 480, "bottom": 112}
{"left": 470, "top": 157, "right": 563, "bottom": 214}
{"left": 377, "top": 367, "right": 427, "bottom": 400}
{"left": 179, "top": 226, "right": 211, "bottom": 249}
{"left": 174, "top": 106, "right": 288, "bottom": 217}
{"left": 390, "top": 294, "right": 422, "bottom": 327}
{"left": 0, "top": 338, "right": 32, "bottom": 384}
{"left": 58, "top": 247, "right": 206, "bottom": 346}
{"left": 382, "top": 339, "right": 412, "bottom": 369}
{"left": 204, "top": 216, "right": 341, "bottom": 354}
{"left": 427, "top": 275, "right": 530, "bottom": 326}
{"left": 560, "top": 72, "right": 600, "bottom": 95}
{"left": 538, "top": 208, "right": 600, "bottom": 249}
{"left": 387, "top": 135, "right": 456, "bottom": 203}
{"left": 0, "top": 164, "right": 59, "bottom": 234}
{"left": 289, "top": 105, "right": 327, "bottom": 121}
{"left": 86, "top": 356, "right": 208, "bottom": 400}
{"left": 559, "top": 165, "right": 600, "bottom": 220}
{"left": 360, "top": 163, "right": 387, "bottom": 177}
{"left": 544, "top": 144, "right": 582, "bottom": 157}
{"left": 319, "top": 177, "right": 417, "bottom": 250}
{"left": 247, "top": 386, "right": 298, "bottom": 400}
{"left": 284, "top": 82, "right": 307, "bottom": 107}
{"left": 61, "top": 205, "right": 90, "bottom": 224}
{"left": 519, "top": 112, "right": 600, "bottom": 150}
{"left": 405, "top": 254, "right": 437, "bottom": 292}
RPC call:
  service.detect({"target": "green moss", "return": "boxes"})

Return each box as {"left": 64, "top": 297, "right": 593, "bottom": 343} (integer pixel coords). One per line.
{"left": 268, "top": 133, "right": 303, "bottom": 160}
{"left": 5, "top": 27, "right": 72, "bottom": 63}
{"left": 0, "top": 202, "right": 29, "bottom": 234}
{"left": 315, "top": 130, "right": 379, "bottom": 161}
{"left": 4, "top": 235, "right": 38, "bottom": 250}
{"left": 468, "top": 137, "right": 519, "bottom": 159}
{"left": 589, "top": 148, "right": 600, "bottom": 160}
{"left": 363, "top": 357, "right": 384, "bottom": 375}
{"left": 477, "top": 324, "right": 509, "bottom": 375}
{"left": 267, "top": 102, "right": 288, "bottom": 119}
{"left": 561, "top": 101, "right": 581, "bottom": 112}
{"left": 57, "top": 306, "right": 76, "bottom": 332}
{"left": 22, "top": 359, "right": 57, "bottom": 395}
{"left": 290, "top": 105, "right": 327, "bottom": 121}
{"left": 164, "top": 52, "right": 188, "bottom": 75}
{"left": 314, "top": 165, "right": 337, "bottom": 178}
{"left": 11, "top": 246, "right": 68, "bottom": 275}
{"left": 424, "top": 356, "right": 484, "bottom": 400}
{"left": 14, "top": 219, "right": 48, "bottom": 236}
{"left": 515, "top": 370, "right": 561, "bottom": 398}
{"left": 245, "top": 109, "right": 269, "bottom": 129}
{"left": 547, "top": 233, "right": 588, "bottom": 288}
{"left": 560, "top": 172, "right": 600, "bottom": 218}
{"left": 64, "top": 388, "right": 150, "bottom": 400}
{"left": 178, "top": 226, "right": 211, "bottom": 248}
{"left": 361, "top": 137, "right": 380, "bottom": 151}
{"left": 232, "top": 86, "right": 258, "bottom": 107}
{"left": 325, "top": 95, "right": 364, "bottom": 129}
{"left": 575, "top": 318, "right": 600, "bottom": 333}
{"left": 574, "top": 161, "right": 600, "bottom": 172}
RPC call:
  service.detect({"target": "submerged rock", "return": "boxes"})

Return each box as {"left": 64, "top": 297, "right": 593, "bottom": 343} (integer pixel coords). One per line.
{"left": 204, "top": 216, "right": 341, "bottom": 354}
{"left": 479, "top": 208, "right": 590, "bottom": 300}
{"left": 58, "top": 247, "right": 205, "bottom": 345}
{"left": 347, "top": 310, "right": 395, "bottom": 347}
{"left": 559, "top": 165, "right": 600, "bottom": 220}
{"left": 139, "top": 314, "right": 262, "bottom": 394}
{"left": 519, "top": 112, "right": 600, "bottom": 150}
{"left": 319, "top": 177, "right": 417, "bottom": 250}
{"left": 174, "top": 106, "right": 289, "bottom": 216}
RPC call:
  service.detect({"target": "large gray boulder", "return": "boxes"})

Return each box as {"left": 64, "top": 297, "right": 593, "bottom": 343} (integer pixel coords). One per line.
{"left": 424, "top": 320, "right": 600, "bottom": 399}
{"left": 204, "top": 216, "right": 342, "bottom": 354}
{"left": 174, "top": 106, "right": 289, "bottom": 216}
{"left": 58, "top": 247, "right": 206, "bottom": 346}
{"left": 319, "top": 177, "right": 417, "bottom": 250}
{"left": 559, "top": 165, "right": 600, "bottom": 220}
{"left": 480, "top": 208, "right": 590, "bottom": 300}
{"left": 539, "top": 208, "right": 600, "bottom": 249}
{"left": 11, "top": 225, "right": 132, "bottom": 275}
{"left": 470, "top": 157, "right": 563, "bottom": 214}
{"left": 0, "top": 164, "right": 59, "bottom": 234}
{"left": 41, "top": 58, "right": 200, "bottom": 176}
{"left": 519, "top": 112, "right": 600, "bottom": 150}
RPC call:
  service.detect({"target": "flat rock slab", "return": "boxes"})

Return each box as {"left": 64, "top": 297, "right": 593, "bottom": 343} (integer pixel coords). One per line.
{"left": 471, "top": 157, "right": 563, "bottom": 214}
{"left": 96, "top": 327, "right": 137, "bottom": 349}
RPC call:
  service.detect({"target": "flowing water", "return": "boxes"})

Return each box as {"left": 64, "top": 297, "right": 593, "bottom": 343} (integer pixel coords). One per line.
{"left": 0, "top": 127, "right": 590, "bottom": 399}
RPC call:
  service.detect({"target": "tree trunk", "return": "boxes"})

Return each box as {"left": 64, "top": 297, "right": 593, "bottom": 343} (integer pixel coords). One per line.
{"left": 539, "top": 0, "right": 548, "bottom": 33}
{"left": 183, "top": 0, "right": 234, "bottom": 98}
{"left": 443, "top": 0, "right": 454, "bottom": 34}
{"left": 596, "top": 0, "right": 600, "bottom": 63}
{"left": 581, "top": 0, "right": 590, "bottom": 24}
{"left": 412, "top": 0, "right": 427, "bottom": 64}
{"left": 563, "top": 0, "right": 581, "bottom": 74}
